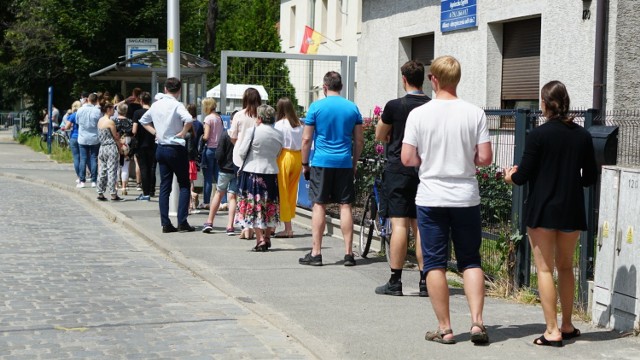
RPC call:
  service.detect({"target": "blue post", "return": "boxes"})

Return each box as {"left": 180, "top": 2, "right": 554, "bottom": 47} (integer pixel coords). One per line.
{"left": 47, "top": 86, "right": 53, "bottom": 154}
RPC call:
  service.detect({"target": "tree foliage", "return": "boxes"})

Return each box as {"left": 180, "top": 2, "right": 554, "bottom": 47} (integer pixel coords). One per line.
{"left": 0, "top": 0, "right": 293, "bottom": 121}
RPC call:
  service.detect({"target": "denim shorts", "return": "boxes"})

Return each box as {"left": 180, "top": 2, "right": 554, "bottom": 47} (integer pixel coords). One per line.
{"left": 417, "top": 205, "right": 482, "bottom": 273}
{"left": 216, "top": 171, "right": 238, "bottom": 194}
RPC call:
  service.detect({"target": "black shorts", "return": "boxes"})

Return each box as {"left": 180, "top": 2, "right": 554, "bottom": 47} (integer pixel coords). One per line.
{"left": 308, "top": 167, "right": 355, "bottom": 205}
{"left": 379, "top": 170, "right": 419, "bottom": 218}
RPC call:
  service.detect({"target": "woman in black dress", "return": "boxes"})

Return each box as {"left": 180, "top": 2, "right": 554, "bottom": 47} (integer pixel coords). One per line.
{"left": 505, "top": 80, "right": 598, "bottom": 347}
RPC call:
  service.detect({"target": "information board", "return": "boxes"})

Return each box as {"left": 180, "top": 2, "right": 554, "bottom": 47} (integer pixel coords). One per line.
{"left": 126, "top": 38, "right": 159, "bottom": 67}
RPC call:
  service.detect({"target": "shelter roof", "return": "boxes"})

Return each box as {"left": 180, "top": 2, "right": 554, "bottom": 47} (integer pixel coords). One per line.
{"left": 89, "top": 50, "right": 215, "bottom": 82}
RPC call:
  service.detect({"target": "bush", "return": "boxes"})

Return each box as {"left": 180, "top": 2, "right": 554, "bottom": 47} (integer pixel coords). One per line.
{"left": 476, "top": 164, "right": 512, "bottom": 226}
{"left": 355, "top": 106, "right": 384, "bottom": 205}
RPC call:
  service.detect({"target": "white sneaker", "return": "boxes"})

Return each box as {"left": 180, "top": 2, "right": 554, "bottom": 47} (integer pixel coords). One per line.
{"left": 75, "top": 179, "right": 80, "bottom": 184}
{"left": 76, "top": 182, "right": 85, "bottom": 188}
{"left": 91, "top": 182, "right": 97, "bottom": 188}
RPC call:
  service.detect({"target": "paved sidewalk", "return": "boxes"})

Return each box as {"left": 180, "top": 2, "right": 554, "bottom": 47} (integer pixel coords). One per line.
{"left": 1, "top": 130, "right": 639, "bottom": 359}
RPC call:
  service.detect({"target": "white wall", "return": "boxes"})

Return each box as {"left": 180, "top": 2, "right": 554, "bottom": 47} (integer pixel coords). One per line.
{"left": 356, "top": 0, "right": 600, "bottom": 114}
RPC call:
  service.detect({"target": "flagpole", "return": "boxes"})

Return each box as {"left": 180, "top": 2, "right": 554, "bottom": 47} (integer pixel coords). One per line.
{"left": 312, "top": 30, "right": 342, "bottom": 48}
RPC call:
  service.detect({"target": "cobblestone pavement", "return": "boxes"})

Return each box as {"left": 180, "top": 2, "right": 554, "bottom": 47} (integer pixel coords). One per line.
{"left": 0, "top": 176, "right": 314, "bottom": 359}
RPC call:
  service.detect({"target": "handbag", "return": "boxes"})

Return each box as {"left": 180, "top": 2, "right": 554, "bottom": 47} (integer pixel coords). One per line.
{"left": 237, "top": 126, "right": 256, "bottom": 176}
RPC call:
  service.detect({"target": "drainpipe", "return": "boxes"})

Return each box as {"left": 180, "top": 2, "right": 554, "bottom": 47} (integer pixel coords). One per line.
{"left": 592, "top": 0, "right": 609, "bottom": 111}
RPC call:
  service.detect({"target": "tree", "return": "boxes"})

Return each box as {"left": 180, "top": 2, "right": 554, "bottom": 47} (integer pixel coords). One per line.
{"left": 204, "top": 0, "right": 218, "bottom": 61}
{"left": 0, "top": 0, "right": 296, "bottom": 122}
{"left": 211, "top": 0, "right": 297, "bottom": 109}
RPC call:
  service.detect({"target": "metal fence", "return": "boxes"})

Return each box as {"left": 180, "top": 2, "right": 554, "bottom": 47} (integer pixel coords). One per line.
{"left": 0, "top": 111, "right": 29, "bottom": 130}
{"left": 477, "top": 108, "right": 640, "bottom": 309}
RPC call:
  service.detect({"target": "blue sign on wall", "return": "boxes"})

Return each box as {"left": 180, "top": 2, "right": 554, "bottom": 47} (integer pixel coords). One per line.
{"left": 441, "top": 0, "right": 477, "bottom": 33}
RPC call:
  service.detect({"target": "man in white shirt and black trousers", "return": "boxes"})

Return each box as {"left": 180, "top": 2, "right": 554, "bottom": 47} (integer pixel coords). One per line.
{"left": 140, "top": 77, "right": 195, "bottom": 233}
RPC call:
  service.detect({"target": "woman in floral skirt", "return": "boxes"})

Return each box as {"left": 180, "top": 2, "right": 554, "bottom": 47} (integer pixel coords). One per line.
{"left": 235, "top": 105, "right": 284, "bottom": 251}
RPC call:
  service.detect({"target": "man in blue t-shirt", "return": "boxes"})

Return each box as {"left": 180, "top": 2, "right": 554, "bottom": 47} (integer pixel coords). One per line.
{"left": 299, "top": 71, "right": 364, "bottom": 267}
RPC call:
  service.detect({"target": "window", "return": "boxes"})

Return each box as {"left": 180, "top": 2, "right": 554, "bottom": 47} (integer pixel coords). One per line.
{"left": 289, "top": 6, "right": 296, "bottom": 48}
{"left": 411, "top": 34, "right": 435, "bottom": 94}
{"left": 501, "top": 17, "right": 541, "bottom": 127}
{"left": 321, "top": 0, "right": 328, "bottom": 37}
{"left": 335, "top": 2, "right": 343, "bottom": 41}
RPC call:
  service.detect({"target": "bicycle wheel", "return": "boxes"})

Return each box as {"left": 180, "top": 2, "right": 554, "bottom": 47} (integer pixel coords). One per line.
{"left": 57, "top": 133, "right": 69, "bottom": 150}
{"left": 358, "top": 194, "right": 376, "bottom": 258}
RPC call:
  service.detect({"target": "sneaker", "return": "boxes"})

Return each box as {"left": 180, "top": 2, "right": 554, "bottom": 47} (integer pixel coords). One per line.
{"left": 419, "top": 280, "right": 429, "bottom": 297}
{"left": 136, "top": 183, "right": 142, "bottom": 191}
{"left": 202, "top": 223, "right": 213, "bottom": 233}
{"left": 91, "top": 182, "right": 97, "bottom": 188}
{"left": 162, "top": 224, "right": 178, "bottom": 233}
{"left": 299, "top": 252, "right": 323, "bottom": 266}
{"left": 75, "top": 179, "right": 80, "bottom": 184}
{"left": 136, "top": 194, "right": 150, "bottom": 201}
{"left": 375, "top": 281, "right": 403, "bottom": 296}
{"left": 178, "top": 222, "right": 196, "bottom": 232}
{"left": 343, "top": 254, "right": 356, "bottom": 267}
{"left": 76, "top": 182, "right": 85, "bottom": 188}
{"left": 226, "top": 227, "right": 235, "bottom": 236}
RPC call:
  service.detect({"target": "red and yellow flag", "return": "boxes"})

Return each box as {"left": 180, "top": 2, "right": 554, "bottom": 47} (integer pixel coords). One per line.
{"left": 300, "top": 26, "right": 322, "bottom": 54}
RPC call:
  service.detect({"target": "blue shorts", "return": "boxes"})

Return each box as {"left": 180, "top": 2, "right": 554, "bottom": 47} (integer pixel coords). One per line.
{"left": 417, "top": 205, "right": 482, "bottom": 274}
{"left": 217, "top": 171, "right": 238, "bottom": 194}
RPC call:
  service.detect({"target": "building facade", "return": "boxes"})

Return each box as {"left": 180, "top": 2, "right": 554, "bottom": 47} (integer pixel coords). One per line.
{"left": 279, "top": 0, "right": 362, "bottom": 110}
{"left": 356, "top": 1, "right": 636, "bottom": 115}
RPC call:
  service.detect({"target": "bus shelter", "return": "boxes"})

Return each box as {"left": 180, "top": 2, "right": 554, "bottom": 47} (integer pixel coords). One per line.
{"left": 89, "top": 50, "right": 215, "bottom": 105}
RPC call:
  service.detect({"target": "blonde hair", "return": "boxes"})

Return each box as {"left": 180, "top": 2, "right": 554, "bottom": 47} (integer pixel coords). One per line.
{"left": 202, "top": 97, "right": 217, "bottom": 114}
{"left": 430, "top": 55, "right": 461, "bottom": 89}
{"left": 71, "top": 101, "right": 81, "bottom": 112}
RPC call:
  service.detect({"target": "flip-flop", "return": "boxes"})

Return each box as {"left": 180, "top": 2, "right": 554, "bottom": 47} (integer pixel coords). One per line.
{"left": 425, "top": 328, "right": 456, "bottom": 344}
{"left": 470, "top": 322, "right": 489, "bottom": 344}
{"left": 562, "top": 327, "right": 581, "bottom": 340}
{"left": 534, "top": 335, "right": 563, "bottom": 347}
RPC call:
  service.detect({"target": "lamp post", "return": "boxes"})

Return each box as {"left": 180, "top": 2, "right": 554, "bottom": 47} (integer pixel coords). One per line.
{"left": 168, "top": 0, "right": 181, "bottom": 216}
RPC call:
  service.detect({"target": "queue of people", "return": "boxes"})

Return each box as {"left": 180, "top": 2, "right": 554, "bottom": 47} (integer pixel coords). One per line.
{"left": 57, "top": 59, "right": 595, "bottom": 348}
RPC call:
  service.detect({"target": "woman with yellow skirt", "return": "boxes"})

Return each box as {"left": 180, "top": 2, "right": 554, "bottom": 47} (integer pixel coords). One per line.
{"left": 274, "top": 98, "right": 303, "bottom": 238}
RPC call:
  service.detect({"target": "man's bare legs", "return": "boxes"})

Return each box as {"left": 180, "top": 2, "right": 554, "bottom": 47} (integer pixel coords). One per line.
{"left": 463, "top": 267, "right": 486, "bottom": 334}
{"left": 426, "top": 266, "right": 484, "bottom": 341}
{"left": 311, "top": 203, "right": 327, "bottom": 256}
{"left": 426, "top": 268, "right": 453, "bottom": 340}
{"left": 340, "top": 203, "right": 354, "bottom": 255}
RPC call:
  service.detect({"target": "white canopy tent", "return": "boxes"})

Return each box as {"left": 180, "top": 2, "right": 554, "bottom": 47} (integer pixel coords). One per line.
{"left": 206, "top": 84, "right": 269, "bottom": 114}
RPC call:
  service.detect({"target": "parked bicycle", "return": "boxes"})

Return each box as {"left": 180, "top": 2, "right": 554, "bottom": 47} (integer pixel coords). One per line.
{"left": 358, "top": 159, "right": 391, "bottom": 262}
{"left": 40, "top": 129, "right": 69, "bottom": 152}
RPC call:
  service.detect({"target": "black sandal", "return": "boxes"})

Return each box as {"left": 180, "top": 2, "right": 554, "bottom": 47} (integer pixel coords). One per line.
{"left": 97, "top": 194, "right": 107, "bottom": 201}
{"left": 253, "top": 240, "right": 268, "bottom": 252}
{"left": 111, "top": 196, "right": 125, "bottom": 201}
{"left": 533, "top": 335, "right": 563, "bottom": 347}
{"left": 561, "top": 327, "right": 581, "bottom": 340}
{"left": 470, "top": 322, "right": 489, "bottom": 344}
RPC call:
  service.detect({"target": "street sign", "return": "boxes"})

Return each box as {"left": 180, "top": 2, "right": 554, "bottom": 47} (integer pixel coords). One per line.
{"left": 441, "top": 0, "right": 477, "bottom": 33}
{"left": 126, "top": 38, "right": 159, "bottom": 67}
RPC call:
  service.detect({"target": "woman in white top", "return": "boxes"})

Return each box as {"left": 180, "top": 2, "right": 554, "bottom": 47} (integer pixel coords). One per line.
{"left": 200, "top": 97, "right": 224, "bottom": 208}
{"left": 235, "top": 105, "right": 284, "bottom": 251}
{"left": 273, "top": 97, "right": 303, "bottom": 238}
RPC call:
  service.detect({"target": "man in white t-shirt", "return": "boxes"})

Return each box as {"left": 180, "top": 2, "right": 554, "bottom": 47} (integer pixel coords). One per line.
{"left": 401, "top": 55, "right": 492, "bottom": 345}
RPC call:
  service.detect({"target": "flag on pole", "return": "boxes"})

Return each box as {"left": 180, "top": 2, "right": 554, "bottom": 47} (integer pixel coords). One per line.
{"left": 300, "top": 26, "right": 322, "bottom": 54}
